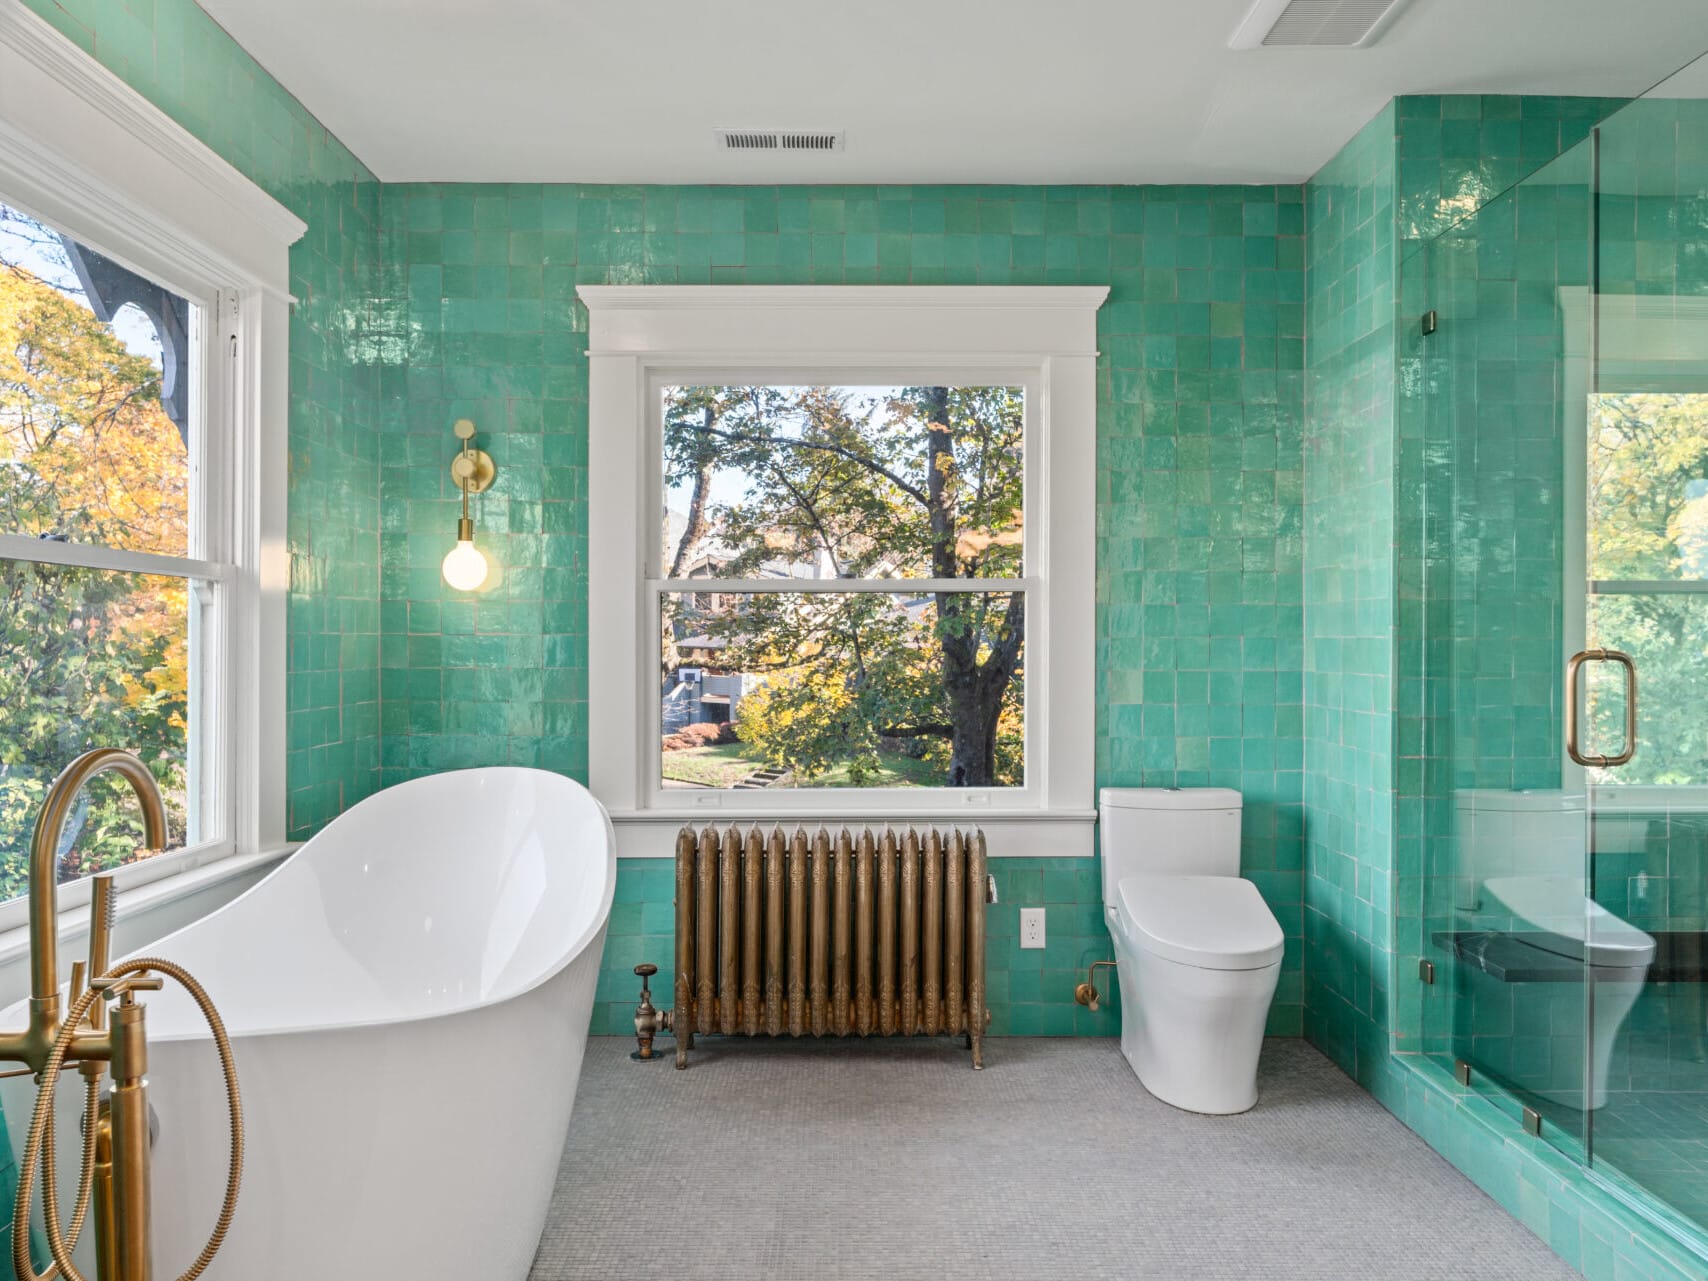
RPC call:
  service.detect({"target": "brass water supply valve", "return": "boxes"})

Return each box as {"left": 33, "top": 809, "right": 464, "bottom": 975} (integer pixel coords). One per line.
{"left": 632, "top": 964, "right": 673, "bottom": 1062}
{"left": 1074, "top": 960, "right": 1118, "bottom": 1012}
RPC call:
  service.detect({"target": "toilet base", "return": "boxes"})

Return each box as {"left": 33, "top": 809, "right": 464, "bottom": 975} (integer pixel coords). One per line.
{"left": 1114, "top": 944, "right": 1280, "bottom": 1115}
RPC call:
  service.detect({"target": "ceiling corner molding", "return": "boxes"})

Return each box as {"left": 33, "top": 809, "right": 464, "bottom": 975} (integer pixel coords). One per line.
{"left": 0, "top": 0, "right": 306, "bottom": 292}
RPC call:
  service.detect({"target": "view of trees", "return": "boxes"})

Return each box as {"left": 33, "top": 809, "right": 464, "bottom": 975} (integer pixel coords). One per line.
{"left": 662, "top": 385, "right": 1025, "bottom": 788}
{"left": 1587, "top": 392, "right": 1708, "bottom": 784}
{"left": 0, "top": 208, "right": 189, "bottom": 901}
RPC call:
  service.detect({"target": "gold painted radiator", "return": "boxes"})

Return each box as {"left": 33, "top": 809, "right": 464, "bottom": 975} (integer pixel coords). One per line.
{"left": 661, "top": 825, "right": 991, "bottom": 1070}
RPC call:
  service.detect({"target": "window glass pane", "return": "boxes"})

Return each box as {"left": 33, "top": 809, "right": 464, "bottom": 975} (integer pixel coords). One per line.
{"left": 0, "top": 563, "right": 192, "bottom": 900}
{"left": 662, "top": 385, "right": 1023, "bottom": 581}
{"left": 1590, "top": 392, "right": 1708, "bottom": 582}
{"left": 0, "top": 199, "right": 193, "bottom": 557}
{"left": 661, "top": 590, "right": 1023, "bottom": 789}
{"left": 1587, "top": 592, "right": 1708, "bottom": 785}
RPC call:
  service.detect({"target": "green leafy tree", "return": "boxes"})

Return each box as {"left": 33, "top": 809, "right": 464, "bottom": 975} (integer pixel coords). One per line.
{"left": 668, "top": 385, "right": 1024, "bottom": 786}
{"left": 1587, "top": 393, "right": 1708, "bottom": 784}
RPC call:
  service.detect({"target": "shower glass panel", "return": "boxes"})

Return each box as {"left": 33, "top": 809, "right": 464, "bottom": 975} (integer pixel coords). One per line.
{"left": 1417, "top": 133, "right": 1597, "bottom": 1159}
{"left": 1420, "top": 49, "right": 1708, "bottom": 1241}
{"left": 1583, "top": 53, "right": 1708, "bottom": 1235}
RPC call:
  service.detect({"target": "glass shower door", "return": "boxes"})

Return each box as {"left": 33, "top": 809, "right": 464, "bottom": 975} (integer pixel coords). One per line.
{"left": 1418, "top": 131, "right": 1598, "bottom": 1159}
{"left": 1580, "top": 53, "right": 1708, "bottom": 1236}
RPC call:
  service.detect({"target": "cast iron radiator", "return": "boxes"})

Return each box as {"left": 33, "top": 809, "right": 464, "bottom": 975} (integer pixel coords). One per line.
{"left": 651, "top": 825, "right": 992, "bottom": 1069}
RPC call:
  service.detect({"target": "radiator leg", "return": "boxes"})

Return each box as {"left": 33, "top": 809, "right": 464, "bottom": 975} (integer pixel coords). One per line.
{"left": 970, "top": 1029, "right": 984, "bottom": 1071}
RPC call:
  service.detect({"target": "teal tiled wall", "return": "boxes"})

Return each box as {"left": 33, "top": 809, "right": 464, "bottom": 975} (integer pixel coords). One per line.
{"left": 18, "top": 0, "right": 388, "bottom": 840}
{"left": 1303, "top": 106, "right": 1399, "bottom": 1083}
{"left": 383, "top": 182, "right": 1308, "bottom": 1038}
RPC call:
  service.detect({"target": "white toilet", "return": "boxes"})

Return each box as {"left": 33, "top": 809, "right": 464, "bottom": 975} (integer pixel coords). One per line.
{"left": 1101, "top": 787, "right": 1284, "bottom": 1114}
{"left": 1454, "top": 790, "right": 1655, "bottom": 1109}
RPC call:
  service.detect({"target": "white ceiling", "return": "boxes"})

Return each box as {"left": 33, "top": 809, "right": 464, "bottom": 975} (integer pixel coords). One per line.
{"left": 196, "top": 0, "right": 1708, "bottom": 185}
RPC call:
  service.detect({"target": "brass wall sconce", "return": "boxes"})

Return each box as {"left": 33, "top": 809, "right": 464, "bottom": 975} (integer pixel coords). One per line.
{"left": 442, "top": 417, "right": 496, "bottom": 591}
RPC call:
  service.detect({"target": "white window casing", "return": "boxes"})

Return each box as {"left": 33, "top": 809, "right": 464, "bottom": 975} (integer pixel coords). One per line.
{"left": 581, "top": 285, "right": 1108, "bottom": 858}
{"left": 0, "top": 0, "right": 302, "bottom": 926}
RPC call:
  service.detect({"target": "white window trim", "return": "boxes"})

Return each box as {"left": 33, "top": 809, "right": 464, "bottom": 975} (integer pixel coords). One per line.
{"left": 581, "top": 285, "right": 1106, "bottom": 858}
{"left": 0, "top": 0, "right": 302, "bottom": 925}
{"left": 1561, "top": 285, "right": 1708, "bottom": 806}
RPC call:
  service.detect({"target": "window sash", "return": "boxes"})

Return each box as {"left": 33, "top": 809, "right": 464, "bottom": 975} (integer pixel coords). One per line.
{"left": 0, "top": 262, "right": 235, "bottom": 910}
{"left": 650, "top": 377, "right": 1036, "bottom": 810}
{"left": 0, "top": 533, "right": 228, "bottom": 583}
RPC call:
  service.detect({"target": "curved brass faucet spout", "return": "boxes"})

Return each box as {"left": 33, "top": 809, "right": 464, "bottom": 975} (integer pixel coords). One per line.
{"left": 21, "top": 750, "right": 166, "bottom": 1057}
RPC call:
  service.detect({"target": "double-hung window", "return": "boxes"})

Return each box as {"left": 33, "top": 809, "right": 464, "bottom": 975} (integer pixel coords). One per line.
{"left": 0, "top": 5, "right": 300, "bottom": 918}
{"left": 583, "top": 286, "right": 1105, "bottom": 858}
{"left": 0, "top": 198, "right": 224, "bottom": 897}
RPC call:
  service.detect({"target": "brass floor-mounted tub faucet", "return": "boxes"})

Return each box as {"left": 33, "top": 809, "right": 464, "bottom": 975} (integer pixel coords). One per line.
{"left": 2, "top": 749, "right": 244, "bottom": 1281}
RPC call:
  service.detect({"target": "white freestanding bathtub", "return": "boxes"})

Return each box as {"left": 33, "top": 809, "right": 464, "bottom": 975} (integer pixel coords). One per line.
{"left": 51, "top": 768, "right": 614, "bottom": 1280}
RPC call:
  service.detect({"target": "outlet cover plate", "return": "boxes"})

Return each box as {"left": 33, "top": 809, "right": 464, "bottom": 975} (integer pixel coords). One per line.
{"left": 1020, "top": 907, "right": 1046, "bottom": 949}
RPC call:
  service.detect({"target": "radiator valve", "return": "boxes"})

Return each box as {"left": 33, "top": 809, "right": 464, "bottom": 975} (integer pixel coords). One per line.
{"left": 632, "top": 963, "right": 673, "bottom": 1062}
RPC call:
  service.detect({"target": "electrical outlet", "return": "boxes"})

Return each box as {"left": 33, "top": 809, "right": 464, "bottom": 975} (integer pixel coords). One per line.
{"left": 1020, "top": 907, "right": 1046, "bottom": 949}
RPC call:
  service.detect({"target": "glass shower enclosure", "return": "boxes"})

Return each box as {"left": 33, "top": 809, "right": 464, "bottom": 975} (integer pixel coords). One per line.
{"left": 1416, "top": 51, "right": 1708, "bottom": 1244}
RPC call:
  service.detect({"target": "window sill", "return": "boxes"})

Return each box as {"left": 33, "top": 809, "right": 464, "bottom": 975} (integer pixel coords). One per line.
{"left": 607, "top": 809, "right": 1096, "bottom": 859}
{"left": 0, "top": 844, "right": 292, "bottom": 973}
{"left": 1588, "top": 784, "right": 1708, "bottom": 814}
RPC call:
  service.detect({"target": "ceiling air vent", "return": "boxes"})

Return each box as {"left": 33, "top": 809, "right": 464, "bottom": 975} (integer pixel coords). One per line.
{"left": 715, "top": 129, "right": 845, "bottom": 153}
{"left": 1229, "top": 0, "right": 1414, "bottom": 48}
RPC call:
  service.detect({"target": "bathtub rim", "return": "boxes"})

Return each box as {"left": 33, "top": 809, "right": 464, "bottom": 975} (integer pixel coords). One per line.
{"left": 29, "top": 767, "right": 619, "bottom": 1045}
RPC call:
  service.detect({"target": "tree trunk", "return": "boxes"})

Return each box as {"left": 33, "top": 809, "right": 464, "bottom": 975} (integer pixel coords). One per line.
{"left": 669, "top": 405, "right": 718, "bottom": 579}
{"left": 921, "top": 386, "right": 1023, "bottom": 786}
{"left": 664, "top": 405, "right": 718, "bottom": 676}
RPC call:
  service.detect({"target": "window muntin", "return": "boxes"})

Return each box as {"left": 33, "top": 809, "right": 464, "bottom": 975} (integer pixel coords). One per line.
{"left": 0, "top": 197, "right": 218, "bottom": 899}
{"left": 655, "top": 384, "right": 1028, "bottom": 793}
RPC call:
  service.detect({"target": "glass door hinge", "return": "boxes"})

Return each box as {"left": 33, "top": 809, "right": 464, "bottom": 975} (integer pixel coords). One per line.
{"left": 1418, "top": 958, "right": 1436, "bottom": 984}
{"left": 1523, "top": 1106, "right": 1543, "bottom": 1137}
{"left": 1421, "top": 309, "right": 1438, "bottom": 336}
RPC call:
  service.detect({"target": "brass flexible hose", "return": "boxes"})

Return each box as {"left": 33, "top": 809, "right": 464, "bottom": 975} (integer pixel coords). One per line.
{"left": 9, "top": 1073, "right": 102, "bottom": 1281}
{"left": 13, "top": 958, "right": 243, "bottom": 1281}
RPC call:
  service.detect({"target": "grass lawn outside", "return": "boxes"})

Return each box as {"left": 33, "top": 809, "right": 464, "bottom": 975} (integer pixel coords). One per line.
{"left": 660, "top": 741, "right": 949, "bottom": 789}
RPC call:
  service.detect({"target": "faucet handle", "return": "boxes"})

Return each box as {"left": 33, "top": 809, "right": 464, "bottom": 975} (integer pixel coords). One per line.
{"left": 89, "top": 974, "right": 163, "bottom": 996}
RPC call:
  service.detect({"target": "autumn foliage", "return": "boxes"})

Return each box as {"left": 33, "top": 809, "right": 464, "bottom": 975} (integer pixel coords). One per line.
{"left": 0, "top": 259, "right": 189, "bottom": 898}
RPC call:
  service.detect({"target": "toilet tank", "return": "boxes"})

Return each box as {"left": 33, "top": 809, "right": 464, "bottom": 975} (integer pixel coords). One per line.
{"left": 1098, "top": 787, "right": 1243, "bottom": 905}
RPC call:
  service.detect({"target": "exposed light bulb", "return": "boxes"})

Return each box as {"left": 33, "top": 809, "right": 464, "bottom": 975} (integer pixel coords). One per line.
{"left": 441, "top": 537, "right": 488, "bottom": 591}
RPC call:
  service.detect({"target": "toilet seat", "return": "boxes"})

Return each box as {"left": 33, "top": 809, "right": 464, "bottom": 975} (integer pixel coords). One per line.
{"left": 1481, "top": 875, "right": 1655, "bottom": 970}
{"left": 1115, "top": 875, "right": 1284, "bottom": 971}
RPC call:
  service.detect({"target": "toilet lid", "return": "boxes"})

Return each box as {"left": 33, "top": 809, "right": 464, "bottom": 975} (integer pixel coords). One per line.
{"left": 1115, "top": 875, "right": 1285, "bottom": 971}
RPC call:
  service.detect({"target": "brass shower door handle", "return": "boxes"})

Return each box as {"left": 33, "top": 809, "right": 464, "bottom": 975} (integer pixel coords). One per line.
{"left": 1565, "top": 648, "right": 1638, "bottom": 767}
